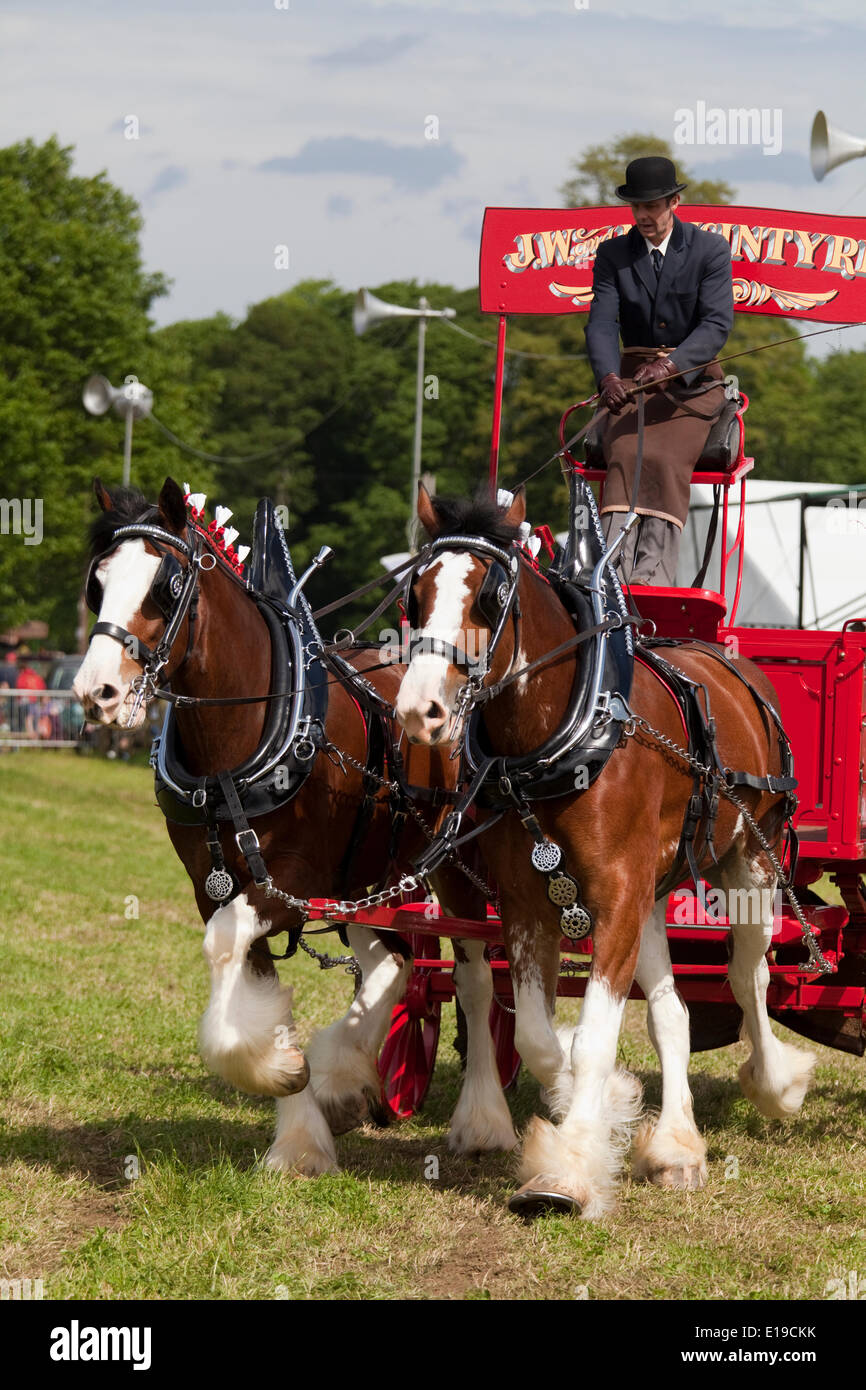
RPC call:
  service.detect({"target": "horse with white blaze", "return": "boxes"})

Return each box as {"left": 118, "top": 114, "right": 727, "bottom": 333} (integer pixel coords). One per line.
{"left": 395, "top": 483, "right": 814, "bottom": 1219}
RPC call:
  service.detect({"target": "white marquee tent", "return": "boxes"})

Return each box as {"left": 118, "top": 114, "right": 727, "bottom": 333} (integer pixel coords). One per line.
{"left": 680, "top": 481, "right": 866, "bottom": 629}
{"left": 552, "top": 480, "right": 865, "bottom": 630}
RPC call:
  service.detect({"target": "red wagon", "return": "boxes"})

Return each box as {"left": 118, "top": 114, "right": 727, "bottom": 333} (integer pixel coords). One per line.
{"left": 307, "top": 203, "right": 866, "bottom": 1114}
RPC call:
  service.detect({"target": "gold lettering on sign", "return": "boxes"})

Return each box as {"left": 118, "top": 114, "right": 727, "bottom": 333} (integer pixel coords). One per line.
{"left": 534, "top": 229, "right": 572, "bottom": 268}
{"left": 791, "top": 229, "right": 827, "bottom": 269}
{"left": 731, "top": 225, "right": 766, "bottom": 262}
{"left": 568, "top": 229, "right": 605, "bottom": 263}
{"left": 822, "top": 234, "right": 866, "bottom": 279}
{"left": 761, "top": 226, "right": 793, "bottom": 266}
{"left": 501, "top": 217, "right": 866, "bottom": 301}
{"left": 503, "top": 233, "right": 536, "bottom": 272}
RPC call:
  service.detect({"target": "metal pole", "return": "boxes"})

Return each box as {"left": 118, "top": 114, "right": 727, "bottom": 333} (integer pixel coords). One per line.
{"left": 123, "top": 409, "right": 134, "bottom": 488}
{"left": 797, "top": 495, "right": 806, "bottom": 628}
{"left": 488, "top": 314, "right": 508, "bottom": 495}
{"left": 408, "top": 298, "right": 429, "bottom": 549}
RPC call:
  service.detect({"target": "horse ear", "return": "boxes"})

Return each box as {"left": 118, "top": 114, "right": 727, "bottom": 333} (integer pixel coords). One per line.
{"left": 503, "top": 485, "right": 526, "bottom": 528}
{"left": 417, "top": 482, "right": 440, "bottom": 539}
{"left": 93, "top": 477, "right": 112, "bottom": 512}
{"left": 158, "top": 477, "right": 187, "bottom": 533}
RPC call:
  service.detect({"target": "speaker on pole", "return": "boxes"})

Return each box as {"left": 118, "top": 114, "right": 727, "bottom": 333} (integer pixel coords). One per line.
{"left": 353, "top": 289, "right": 429, "bottom": 336}
{"left": 811, "top": 110, "right": 866, "bottom": 181}
{"left": 82, "top": 374, "right": 120, "bottom": 416}
{"left": 82, "top": 374, "right": 153, "bottom": 419}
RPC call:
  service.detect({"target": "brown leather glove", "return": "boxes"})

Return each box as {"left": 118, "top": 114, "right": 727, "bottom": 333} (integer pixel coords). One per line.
{"left": 632, "top": 355, "right": 677, "bottom": 391}
{"left": 598, "top": 372, "right": 629, "bottom": 414}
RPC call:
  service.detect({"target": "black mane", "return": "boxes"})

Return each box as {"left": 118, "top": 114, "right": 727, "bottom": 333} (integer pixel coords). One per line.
{"left": 88, "top": 486, "right": 160, "bottom": 559}
{"left": 430, "top": 488, "right": 520, "bottom": 545}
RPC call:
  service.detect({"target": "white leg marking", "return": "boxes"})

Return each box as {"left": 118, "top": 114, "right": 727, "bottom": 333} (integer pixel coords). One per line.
{"left": 724, "top": 857, "right": 815, "bottom": 1117}
{"left": 512, "top": 967, "right": 564, "bottom": 1092}
{"left": 448, "top": 939, "right": 517, "bottom": 1154}
{"left": 199, "top": 896, "right": 307, "bottom": 1097}
{"left": 632, "top": 902, "right": 707, "bottom": 1188}
{"left": 307, "top": 926, "right": 410, "bottom": 1133}
{"left": 520, "top": 976, "right": 642, "bottom": 1219}
{"left": 266, "top": 1086, "right": 338, "bottom": 1176}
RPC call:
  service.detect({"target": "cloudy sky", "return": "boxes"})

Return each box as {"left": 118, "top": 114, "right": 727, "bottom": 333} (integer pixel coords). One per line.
{"left": 2, "top": 0, "right": 866, "bottom": 343}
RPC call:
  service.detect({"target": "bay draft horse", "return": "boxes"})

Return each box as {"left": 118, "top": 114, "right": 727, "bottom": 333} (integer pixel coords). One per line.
{"left": 395, "top": 485, "right": 815, "bottom": 1218}
{"left": 74, "top": 478, "right": 517, "bottom": 1174}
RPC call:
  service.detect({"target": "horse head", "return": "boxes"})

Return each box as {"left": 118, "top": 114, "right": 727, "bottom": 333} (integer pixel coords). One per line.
{"left": 395, "top": 484, "right": 526, "bottom": 745}
{"left": 74, "top": 477, "right": 196, "bottom": 728}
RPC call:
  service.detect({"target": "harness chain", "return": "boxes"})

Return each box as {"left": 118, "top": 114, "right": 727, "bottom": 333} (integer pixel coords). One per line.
{"left": 628, "top": 714, "right": 832, "bottom": 974}
{"left": 296, "top": 934, "right": 362, "bottom": 981}
{"left": 260, "top": 736, "right": 496, "bottom": 972}
{"left": 339, "top": 744, "right": 497, "bottom": 901}
{"left": 262, "top": 740, "right": 494, "bottom": 915}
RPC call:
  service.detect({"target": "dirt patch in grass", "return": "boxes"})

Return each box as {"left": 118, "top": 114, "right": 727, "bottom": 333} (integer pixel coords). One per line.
{"left": 0, "top": 1155, "right": 129, "bottom": 1286}
{"left": 405, "top": 1204, "right": 530, "bottom": 1299}
{"left": 0, "top": 1095, "right": 134, "bottom": 1285}
{"left": 1, "top": 1096, "right": 140, "bottom": 1187}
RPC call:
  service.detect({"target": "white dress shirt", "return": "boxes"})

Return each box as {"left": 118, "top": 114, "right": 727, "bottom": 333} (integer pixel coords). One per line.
{"left": 644, "top": 229, "right": 673, "bottom": 258}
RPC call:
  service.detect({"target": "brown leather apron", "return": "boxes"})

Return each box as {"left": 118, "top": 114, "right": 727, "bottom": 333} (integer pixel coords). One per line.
{"left": 600, "top": 347, "right": 725, "bottom": 529}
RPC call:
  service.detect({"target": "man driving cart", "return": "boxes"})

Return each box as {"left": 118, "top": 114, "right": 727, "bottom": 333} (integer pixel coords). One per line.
{"left": 585, "top": 156, "right": 734, "bottom": 585}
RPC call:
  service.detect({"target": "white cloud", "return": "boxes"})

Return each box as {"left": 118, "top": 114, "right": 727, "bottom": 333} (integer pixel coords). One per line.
{"left": 0, "top": 0, "right": 862, "bottom": 334}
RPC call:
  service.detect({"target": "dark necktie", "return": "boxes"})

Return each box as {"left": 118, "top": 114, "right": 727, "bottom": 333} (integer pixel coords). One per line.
{"left": 651, "top": 248, "right": 663, "bottom": 279}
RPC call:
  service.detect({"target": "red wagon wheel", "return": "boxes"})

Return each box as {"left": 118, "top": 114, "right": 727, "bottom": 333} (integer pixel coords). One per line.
{"left": 378, "top": 933, "right": 442, "bottom": 1119}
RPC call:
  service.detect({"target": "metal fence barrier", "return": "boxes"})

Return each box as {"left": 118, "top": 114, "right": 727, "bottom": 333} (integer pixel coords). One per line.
{"left": 0, "top": 690, "right": 84, "bottom": 748}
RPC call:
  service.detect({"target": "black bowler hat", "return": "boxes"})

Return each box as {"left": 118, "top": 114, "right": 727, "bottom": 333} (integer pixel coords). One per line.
{"left": 616, "top": 156, "right": 687, "bottom": 202}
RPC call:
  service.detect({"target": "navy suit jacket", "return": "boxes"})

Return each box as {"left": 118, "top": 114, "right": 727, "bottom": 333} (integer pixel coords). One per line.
{"left": 585, "top": 218, "right": 733, "bottom": 387}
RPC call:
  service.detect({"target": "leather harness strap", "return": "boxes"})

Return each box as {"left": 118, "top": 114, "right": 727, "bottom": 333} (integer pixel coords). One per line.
{"left": 216, "top": 769, "right": 270, "bottom": 888}
{"left": 641, "top": 639, "right": 798, "bottom": 904}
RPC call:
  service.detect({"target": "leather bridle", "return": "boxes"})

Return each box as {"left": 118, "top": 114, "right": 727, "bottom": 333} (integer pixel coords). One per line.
{"left": 406, "top": 535, "right": 522, "bottom": 708}
{"left": 86, "top": 523, "right": 211, "bottom": 719}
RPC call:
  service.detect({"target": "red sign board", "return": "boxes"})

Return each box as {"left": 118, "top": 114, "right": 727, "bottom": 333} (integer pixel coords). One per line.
{"left": 479, "top": 205, "right": 866, "bottom": 324}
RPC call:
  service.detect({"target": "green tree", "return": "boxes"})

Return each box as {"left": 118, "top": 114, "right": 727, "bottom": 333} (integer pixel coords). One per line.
{"left": 560, "top": 132, "right": 734, "bottom": 207}
{"left": 555, "top": 133, "right": 828, "bottom": 491}
{"left": 0, "top": 136, "right": 215, "bottom": 650}
{"left": 788, "top": 350, "right": 866, "bottom": 485}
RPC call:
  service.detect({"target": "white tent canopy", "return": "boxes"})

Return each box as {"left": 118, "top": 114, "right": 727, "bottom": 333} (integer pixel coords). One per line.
{"left": 555, "top": 480, "right": 865, "bottom": 631}
{"left": 682, "top": 481, "right": 866, "bottom": 629}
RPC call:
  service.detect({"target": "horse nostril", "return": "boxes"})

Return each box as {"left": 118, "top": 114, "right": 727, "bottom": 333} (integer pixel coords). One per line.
{"left": 97, "top": 684, "right": 119, "bottom": 704}
{"left": 426, "top": 701, "right": 446, "bottom": 723}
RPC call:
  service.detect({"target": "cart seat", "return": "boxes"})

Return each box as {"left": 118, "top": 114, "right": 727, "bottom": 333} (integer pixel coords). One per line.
{"left": 629, "top": 586, "right": 727, "bottom": 642}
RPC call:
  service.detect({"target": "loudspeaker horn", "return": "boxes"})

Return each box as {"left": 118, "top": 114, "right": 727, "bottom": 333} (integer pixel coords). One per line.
{"left": 811, "top": 110, "right": 866, "bottom": 181}
{"left": 353, "top": 289, "right": 427, "bottom": 336}
{"left": 82, "top": 374, "right": 119, "bottom": 416}
{"left": 82, "top": 374, "right": 153, "bottom": 419}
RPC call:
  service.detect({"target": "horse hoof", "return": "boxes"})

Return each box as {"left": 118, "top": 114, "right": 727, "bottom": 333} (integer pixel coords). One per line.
{"left": 508, "top": 1175, "right": 584, "bottom": 1220}
{"left": 648, "top": 1163, "right": 706, "bottom": 1191}
{"left": 274, "top": 1052, "right": 310, "bottom": 1097}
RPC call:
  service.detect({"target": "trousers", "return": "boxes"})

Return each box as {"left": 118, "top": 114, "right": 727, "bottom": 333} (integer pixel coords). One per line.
{"left": 602, "top": 510, "right": 680, "bottom": 587}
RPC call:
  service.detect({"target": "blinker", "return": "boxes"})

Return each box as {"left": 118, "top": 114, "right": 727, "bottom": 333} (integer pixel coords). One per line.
{"left": 406, "top": 558, "right": 510, "bottom": 631}
{"left": 85, "top": 548, "right": 185, "bottom": 619}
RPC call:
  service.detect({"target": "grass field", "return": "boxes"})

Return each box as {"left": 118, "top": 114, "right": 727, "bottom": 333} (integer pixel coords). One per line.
{"left": 1, "top": 750, "right": 864, "bottom": 1302}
